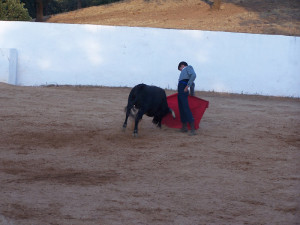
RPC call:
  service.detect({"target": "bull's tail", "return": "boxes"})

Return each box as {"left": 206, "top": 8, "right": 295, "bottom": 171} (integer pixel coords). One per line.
{"left": 123, "top": 103, "right": 136, "bottom": 130}
{"left": 124, "top": 86, "right": 140, "bottom": 118}
{"left": 124, "top": 105, "right": 137, "bottom": 118}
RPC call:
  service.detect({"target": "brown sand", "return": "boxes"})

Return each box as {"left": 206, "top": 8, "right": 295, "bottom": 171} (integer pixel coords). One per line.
{"left": 0, "top": 83, "right": 299, "bottom": 224}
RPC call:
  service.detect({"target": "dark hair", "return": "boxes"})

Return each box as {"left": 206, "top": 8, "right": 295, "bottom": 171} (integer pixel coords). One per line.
{"left": 178, "top": 61, "right": 188, "bottom": 70}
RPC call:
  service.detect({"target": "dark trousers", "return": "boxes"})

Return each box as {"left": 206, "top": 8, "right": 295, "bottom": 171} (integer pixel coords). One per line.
{"left": 177, "top": 83, "right": 194, "bottom": 123}
{"left": 190, "top": 82, "right": 195, "bottom": 96}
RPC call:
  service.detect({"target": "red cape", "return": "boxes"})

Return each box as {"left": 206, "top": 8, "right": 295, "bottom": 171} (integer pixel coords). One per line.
{"left": 162, "top": 93, "right": 209, "bottom": 130}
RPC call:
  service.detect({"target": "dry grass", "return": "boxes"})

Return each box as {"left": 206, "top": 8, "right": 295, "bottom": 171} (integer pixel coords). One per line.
{"left": 47, "top": 0, "right": 300, "bottom": 36}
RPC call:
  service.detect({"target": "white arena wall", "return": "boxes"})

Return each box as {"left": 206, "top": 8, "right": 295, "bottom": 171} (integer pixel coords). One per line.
{"left": 0, "top": 48, "right": 17, "bottom": 84}
{"left": 0, "top": 21, "right": 299, "bottom": 97}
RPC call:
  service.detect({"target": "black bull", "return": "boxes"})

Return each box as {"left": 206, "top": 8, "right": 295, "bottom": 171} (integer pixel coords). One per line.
{"left": 123, "top": 84, "right": 175, "bottom": 136}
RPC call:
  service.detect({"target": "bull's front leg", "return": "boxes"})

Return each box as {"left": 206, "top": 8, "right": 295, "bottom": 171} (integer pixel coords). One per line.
{"left": 133, "top": 109, "right": 144, "bottom": 137}
{"left": 158, "top": 119, "right": 162, "bottom": 128}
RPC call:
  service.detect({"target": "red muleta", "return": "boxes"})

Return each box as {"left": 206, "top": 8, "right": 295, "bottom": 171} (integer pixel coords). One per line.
{"left": 162, "top": 93, "right": 209, "bottom": 130}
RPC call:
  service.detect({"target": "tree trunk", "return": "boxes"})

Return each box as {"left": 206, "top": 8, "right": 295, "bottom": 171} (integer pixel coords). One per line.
{"left": 35, "top": 0, "right": 43, "bottom": 22}
{"left": 77, "top": 0, "right": 82, "bottom": 9}
{"left": 44, "top": 0, "right": 51, "bottom": 16}
{"left": 212, "top": 0, "right": 221, "bottom": 10}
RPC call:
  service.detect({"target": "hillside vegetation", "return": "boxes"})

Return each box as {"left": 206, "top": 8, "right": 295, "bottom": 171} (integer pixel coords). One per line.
{"left": 47, "top": 0, "right": 300, "bottom": 36}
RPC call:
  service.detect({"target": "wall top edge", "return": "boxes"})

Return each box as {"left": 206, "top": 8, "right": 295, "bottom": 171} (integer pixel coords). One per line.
{"left": 0, "top": 20, "right": 299, "bottom": 38}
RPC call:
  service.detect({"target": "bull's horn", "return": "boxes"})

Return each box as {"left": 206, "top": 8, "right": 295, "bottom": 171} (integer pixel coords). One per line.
{"left": 170, "top": 109, "right": 176, "bottom": 119}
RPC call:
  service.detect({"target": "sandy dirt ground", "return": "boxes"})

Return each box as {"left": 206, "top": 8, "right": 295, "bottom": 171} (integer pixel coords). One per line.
{"left": 0, "top": 83, "right": 299, "bottom": 224}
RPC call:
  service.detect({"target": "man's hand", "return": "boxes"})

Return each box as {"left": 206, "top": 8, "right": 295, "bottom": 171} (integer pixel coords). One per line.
{"left": 184, "top": 86, "right": 189, "bottom": 92}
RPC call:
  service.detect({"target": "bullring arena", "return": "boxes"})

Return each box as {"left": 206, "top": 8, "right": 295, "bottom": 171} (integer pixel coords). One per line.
{"left": 0, "top": 83, "right": 299, "bottom": 224}
{"left": 1, "top": 0, "right": 300, "bottom": 224}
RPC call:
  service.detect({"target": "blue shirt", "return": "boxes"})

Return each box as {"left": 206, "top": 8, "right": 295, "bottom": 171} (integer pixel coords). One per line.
{"left": 178, "top": 65, "right": 196, "bottom": 87}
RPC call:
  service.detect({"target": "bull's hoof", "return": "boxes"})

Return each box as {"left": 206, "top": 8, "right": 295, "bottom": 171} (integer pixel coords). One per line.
{"left": 122, "top": 125, "right": 126, "bottom": 132}
{"left": 133, "top": 130, "right": 138, "bottom": 137}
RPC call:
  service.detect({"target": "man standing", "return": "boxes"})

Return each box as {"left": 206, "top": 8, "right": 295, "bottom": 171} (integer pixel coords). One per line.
{"left": 177, "top": 61, "right": 197, "bottom": 135}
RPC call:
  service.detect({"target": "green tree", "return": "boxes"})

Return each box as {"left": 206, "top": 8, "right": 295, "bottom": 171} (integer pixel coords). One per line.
{"left": 19, "top": 0, "right": 51, "bottom": 21}
{"left": 20, "top": 0, "right": 35, "bottom": 18}
{"left": 20, "top": 0, "right": 122, "bottom": 22}
{"left": 0, "top": 0, "right": 31, "bottom": 21}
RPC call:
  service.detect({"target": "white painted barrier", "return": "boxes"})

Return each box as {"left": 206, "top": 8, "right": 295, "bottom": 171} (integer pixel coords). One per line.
{"left": 0, "top": 48, "right": 17, "bottom": 85}
{"left": 0, "top": 21, "right": 299, "bottom": 97}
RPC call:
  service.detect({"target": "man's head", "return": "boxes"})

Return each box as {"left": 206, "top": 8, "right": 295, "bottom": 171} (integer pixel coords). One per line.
{"left": 178, "top": 61, "right": 188, "bottom": 71}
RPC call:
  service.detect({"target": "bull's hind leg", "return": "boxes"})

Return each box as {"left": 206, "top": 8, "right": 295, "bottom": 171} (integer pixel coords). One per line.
{"left": 133, "top": 109, "right": 144, "bottom": 137}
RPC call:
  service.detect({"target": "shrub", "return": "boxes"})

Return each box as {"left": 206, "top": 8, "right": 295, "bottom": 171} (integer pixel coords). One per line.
{"left": 0, "top": 0, "right": 31, "bottom": 21}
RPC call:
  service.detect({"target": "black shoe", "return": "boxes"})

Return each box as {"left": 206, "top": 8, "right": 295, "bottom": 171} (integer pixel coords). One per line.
{"left": 180, "top": 123, "right": 188, "bottom": 133}
{"left": 189, "top": 123, "right": 197, "bottom": 135}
